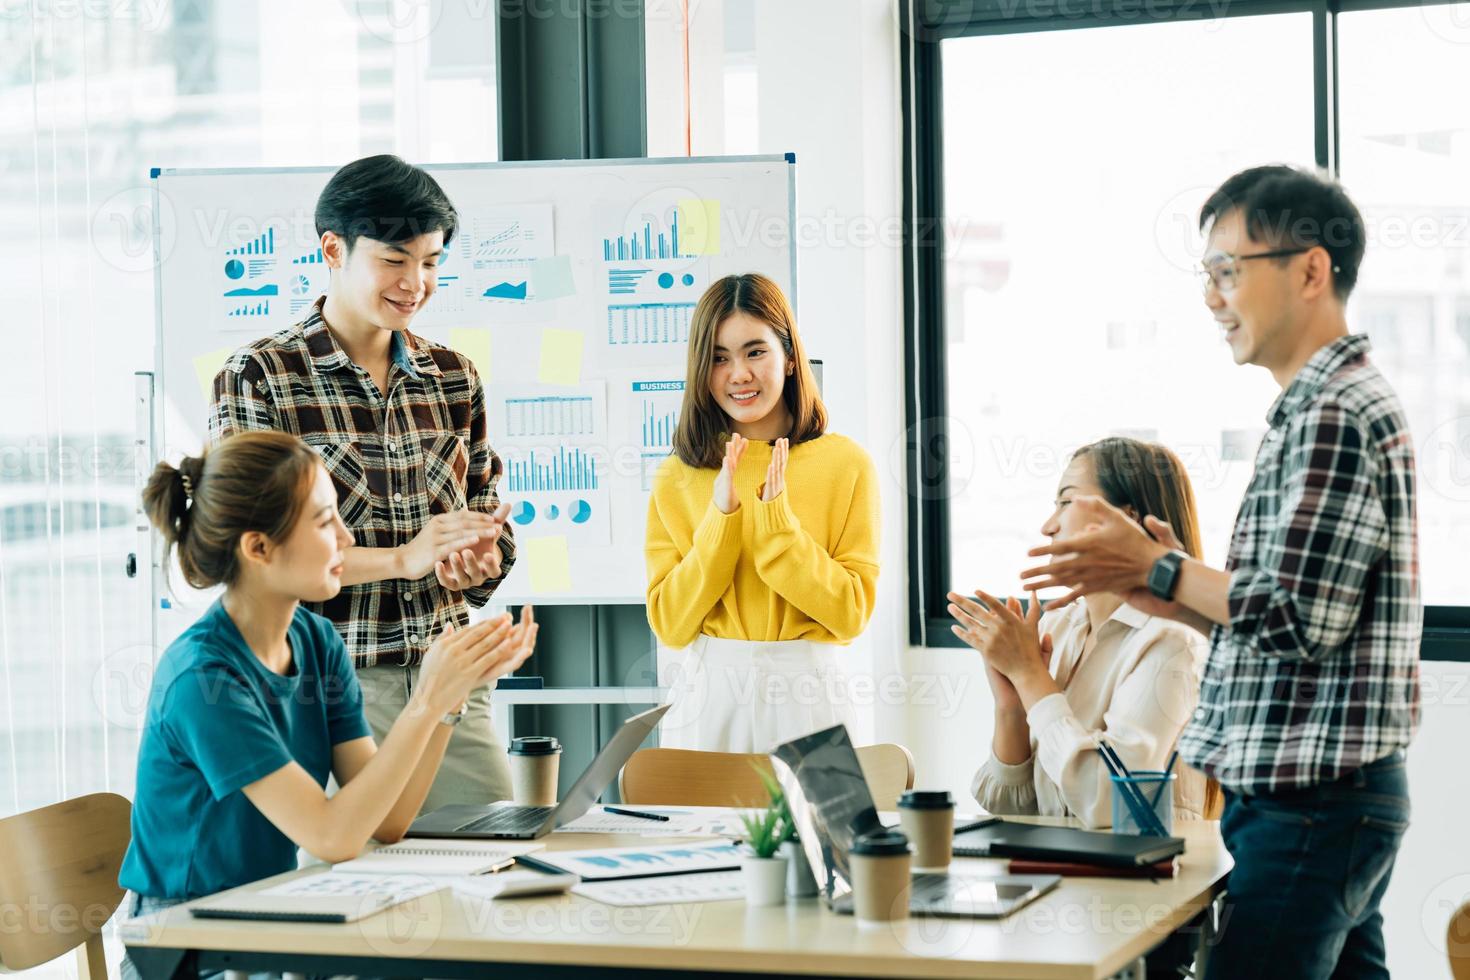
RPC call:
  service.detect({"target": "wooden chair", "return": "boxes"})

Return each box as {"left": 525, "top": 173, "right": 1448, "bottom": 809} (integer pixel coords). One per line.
{"left": 1450, "top": 900, "right": 1470, "bottom": 980}
{"left": 619, "top": 744, "right": 917, "bottom": 811}
{"left": 0, "top": 793, "right": 132, "bottom": 980}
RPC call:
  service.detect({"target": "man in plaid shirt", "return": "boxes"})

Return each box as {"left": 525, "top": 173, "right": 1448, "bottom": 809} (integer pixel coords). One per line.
{"left": 210, "top": 155, "right": 526, "bottom": 810}
{"left": 1019, "top": 166, "right": 1419, "bottom": 978}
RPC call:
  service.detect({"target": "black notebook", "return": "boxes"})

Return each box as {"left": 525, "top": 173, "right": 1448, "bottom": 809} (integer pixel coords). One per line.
{"left": 952, "top": 819, "right": 1185, "bottom": 868}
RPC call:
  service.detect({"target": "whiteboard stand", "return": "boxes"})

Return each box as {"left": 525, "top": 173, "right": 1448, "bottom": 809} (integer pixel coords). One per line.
{"left": 490, "top": 686, "right": 669, "bottom": 747}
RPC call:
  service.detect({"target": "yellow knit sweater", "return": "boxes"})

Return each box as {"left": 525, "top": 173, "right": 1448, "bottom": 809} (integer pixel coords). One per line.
{"left": 644, "top": 433, "right": 880, "bottom": 648}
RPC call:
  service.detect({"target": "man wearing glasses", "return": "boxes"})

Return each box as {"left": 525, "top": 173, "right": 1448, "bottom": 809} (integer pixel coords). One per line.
{"left": 1019, "top": 165, "right": 1419, "bottom": 979}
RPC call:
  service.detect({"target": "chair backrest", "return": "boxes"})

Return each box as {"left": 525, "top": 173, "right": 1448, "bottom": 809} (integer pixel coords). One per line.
{"left": 619, "top": 743, "right": 917, "bottom": 811}
{"left": 0, "top": 793, "right": 131, "bottom": 978}
{"left": 1450, "top": 900, "right": 1470, "bottom": 980}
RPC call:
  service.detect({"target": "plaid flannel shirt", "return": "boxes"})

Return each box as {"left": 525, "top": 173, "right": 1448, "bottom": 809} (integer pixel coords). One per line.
{"left": 207, "top": 299, "right": 516, "bottom": 668}
{"left": 1179, "top": 334, "right": 1421, "bottom": 794}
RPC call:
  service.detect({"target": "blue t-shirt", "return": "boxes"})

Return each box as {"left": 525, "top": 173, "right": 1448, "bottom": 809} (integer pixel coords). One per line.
{"left": 119, "top": 600, "right": 373, "bottom": 899}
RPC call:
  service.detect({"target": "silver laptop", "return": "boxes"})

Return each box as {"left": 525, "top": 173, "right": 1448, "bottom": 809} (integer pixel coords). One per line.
{"left": 772, "top": 725, "right": 1061, "bottom": 918}
{"left": 405, "top": 703, "right": 671, "bottom": 840}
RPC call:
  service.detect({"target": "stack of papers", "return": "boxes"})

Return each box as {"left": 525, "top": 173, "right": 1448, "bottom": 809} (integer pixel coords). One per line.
{"left": 573, "top": 870, "right": 745, "bottom": 907}
{"left": 188, "top": 872, "right": 445, "bottom": 923}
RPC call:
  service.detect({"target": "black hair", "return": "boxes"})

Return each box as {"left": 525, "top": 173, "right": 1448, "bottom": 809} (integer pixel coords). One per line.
{"left": 1198, "top": 164, "right": 1366, "bottom": 301}
{"left": 314, "top": 154, "right": 458, "bottom": 253}
{"left": 141, "top": 432, "right": 321, "bottom": 590}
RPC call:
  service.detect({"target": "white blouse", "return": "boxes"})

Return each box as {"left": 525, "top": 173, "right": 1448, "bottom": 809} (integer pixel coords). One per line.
{"left": 971, "top": 598, "right": 1208, "bottom": 828}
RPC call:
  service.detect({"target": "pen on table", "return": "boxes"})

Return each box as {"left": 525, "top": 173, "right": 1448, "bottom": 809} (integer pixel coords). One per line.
{"left": 603, "top": 805, "right": 670, "bottom": 822}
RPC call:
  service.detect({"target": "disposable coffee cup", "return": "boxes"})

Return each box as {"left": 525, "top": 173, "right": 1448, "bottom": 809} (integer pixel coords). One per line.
{"left": 507, "top": 736, "right": 562, "bottom": 806}
{"left": 897, "top": 789, "right": 955, "bottom": 872}
{"left": 849, "top": 829, "right": 912, "bottom": 923}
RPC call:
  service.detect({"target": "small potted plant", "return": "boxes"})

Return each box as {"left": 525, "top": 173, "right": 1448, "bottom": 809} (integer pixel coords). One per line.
{"left": 739, "top": 767, "right": 793, "bottom": 906}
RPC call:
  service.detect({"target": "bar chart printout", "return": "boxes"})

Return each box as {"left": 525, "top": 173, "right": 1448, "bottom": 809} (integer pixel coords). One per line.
{"left": 602, "top": 207, "right": 691, "bottom": 262}
{"left": 633, "top": 379, "right": 684, "bottom": 490}
{"left": 502, "top": 445, "right": 611, "bottom": 545}
{"left": 506, "top": 447, "right": 598, "bottom": 494}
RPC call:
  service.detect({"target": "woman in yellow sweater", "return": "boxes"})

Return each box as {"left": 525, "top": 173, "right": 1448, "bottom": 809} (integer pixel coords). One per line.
{"left": 645, "top": 272, "right": 880, "bottom": 752}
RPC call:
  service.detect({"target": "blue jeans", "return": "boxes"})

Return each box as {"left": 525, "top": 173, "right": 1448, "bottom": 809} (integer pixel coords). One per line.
{"left": 1209, "top": 751, "right": 1410, "bottom": 980}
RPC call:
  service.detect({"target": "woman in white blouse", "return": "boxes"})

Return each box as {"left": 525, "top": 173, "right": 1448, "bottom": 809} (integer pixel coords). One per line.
{"left": 948, "top": 438, "right": 1220, "bottom": 827}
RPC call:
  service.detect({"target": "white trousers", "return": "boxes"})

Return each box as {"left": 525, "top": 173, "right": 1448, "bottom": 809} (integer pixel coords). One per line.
{"left": 656, "top": 635, "right": 853, "bottom": 753}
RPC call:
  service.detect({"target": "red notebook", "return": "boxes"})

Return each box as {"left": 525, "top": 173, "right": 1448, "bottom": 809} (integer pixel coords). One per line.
{"left": 1008, "top": 857, "right": 1177, "bottom": 879}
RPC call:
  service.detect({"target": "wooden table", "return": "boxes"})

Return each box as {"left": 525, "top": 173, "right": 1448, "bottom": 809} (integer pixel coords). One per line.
{"left": 120, "top": 819, "right": 1231, "bottom": 980}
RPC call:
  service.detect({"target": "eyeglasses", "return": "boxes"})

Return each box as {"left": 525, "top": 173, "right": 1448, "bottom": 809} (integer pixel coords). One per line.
{"left": 1197, "top": 247, "right": 1311, "bottom": 294}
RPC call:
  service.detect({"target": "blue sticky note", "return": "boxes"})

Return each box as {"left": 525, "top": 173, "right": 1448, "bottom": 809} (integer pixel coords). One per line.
{"left": 531, "top": 256, "right": 576, "bottom": 301}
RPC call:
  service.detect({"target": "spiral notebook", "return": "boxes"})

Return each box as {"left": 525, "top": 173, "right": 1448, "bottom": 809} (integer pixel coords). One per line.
{"left": 332, "top": 838, "right": 544, "bottom": 876}
{"left": 189, "top": 873, "right": 446, "bottom": 923}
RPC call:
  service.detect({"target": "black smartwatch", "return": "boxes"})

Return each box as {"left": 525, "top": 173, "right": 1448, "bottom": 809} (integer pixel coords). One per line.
{"left": 1147, "top": 550, "right": 1188, "bottom": 601}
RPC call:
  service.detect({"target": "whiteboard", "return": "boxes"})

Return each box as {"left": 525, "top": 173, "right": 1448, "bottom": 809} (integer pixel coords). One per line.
{"left": 152, "top": 155, "right": 797, "bottom": 605}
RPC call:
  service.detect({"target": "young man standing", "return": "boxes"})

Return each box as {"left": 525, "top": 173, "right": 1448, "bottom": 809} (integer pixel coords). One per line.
{"left": 210, "top": 155, "right": 521, "bottom": 809}
{"left": 1019, "top": 165, "right": 1420, "bottom": 979}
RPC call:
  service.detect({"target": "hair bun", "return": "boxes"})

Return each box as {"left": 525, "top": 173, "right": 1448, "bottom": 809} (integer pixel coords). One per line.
{"left": 177, "top": 455, "right": 205, "bottom": 501}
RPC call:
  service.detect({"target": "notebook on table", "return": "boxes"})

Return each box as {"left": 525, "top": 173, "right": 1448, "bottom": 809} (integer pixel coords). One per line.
{"left": 952, "top": 820, "right": 1184, "bottom": 868}
{"left": 332, "top": 838, "right": 544, "bottom": 876}
{"left": 188, "top": 872, "right": 445, "bottom": 923}
{"left": 1007, "top": 857, "right": 1178, "bottom": 879}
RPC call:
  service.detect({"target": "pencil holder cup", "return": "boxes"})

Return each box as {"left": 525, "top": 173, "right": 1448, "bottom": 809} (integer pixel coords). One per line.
{"left": 1110, "top": 771, "right": 1175, "bottom": 836}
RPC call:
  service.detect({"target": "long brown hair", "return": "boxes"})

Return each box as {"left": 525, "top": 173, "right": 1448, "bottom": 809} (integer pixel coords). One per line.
{"left": 1070, "top": 438, "right": 1203, "bottom": 559}
{"left": 1071, "top": 437, "right": 1221, "bottom": 819}
{"left": 141, "top": 431, "right": 321, "bottom": 590}
{"left": 672, "top": 273, "right": 826, "bottom": 468}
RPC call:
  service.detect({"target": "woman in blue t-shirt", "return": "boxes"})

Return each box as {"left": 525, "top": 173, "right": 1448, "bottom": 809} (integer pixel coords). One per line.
{"left": 118, "top": 431, "right": 535, "bottom": 938}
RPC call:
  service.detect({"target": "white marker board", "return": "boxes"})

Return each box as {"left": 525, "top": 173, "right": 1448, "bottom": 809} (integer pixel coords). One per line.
{"left": 152, "top": 155, "right": 797, "bottom": 605}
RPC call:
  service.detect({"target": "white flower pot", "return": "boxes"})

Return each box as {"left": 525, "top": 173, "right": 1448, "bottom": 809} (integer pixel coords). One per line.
{"left": 741, "top": 853, "right": 789, "bottom": 907}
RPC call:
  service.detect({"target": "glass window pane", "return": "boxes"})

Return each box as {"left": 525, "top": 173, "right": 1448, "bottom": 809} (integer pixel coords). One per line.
{"left": 1339, "top": 4, "right": 1470, "bottom": 607}
{"left": 0, "top": 1, "right": 499, "bottom": 823}
{"left": 941, "top": 15, "right": 1315, "bottom": 594}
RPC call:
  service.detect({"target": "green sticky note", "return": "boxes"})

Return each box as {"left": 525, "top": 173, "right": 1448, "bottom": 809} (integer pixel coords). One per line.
{"left": 531, "top": 256, "right": 576, "bottom": 301}
{"left": 538, "top": 328, "right": 584, "bottom": 386}
{"left": 526, "top": 536, "right": 572, "bottom": 593}
{"left": 450, "top": 327, "right": 492, "bottom": 381}
{"left": 192, "top": 347, "right": 234, "bottom": 401}
{"left": 677, "top": 199, "right": 721, "bottom": 255}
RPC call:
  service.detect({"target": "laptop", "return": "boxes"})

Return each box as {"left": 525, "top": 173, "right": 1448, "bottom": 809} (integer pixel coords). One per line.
{"left": 772, "top": 725, "right": 1061, "bottom": 919}
{"left": 405, "top": 703, "right": 671, "bottom": 840}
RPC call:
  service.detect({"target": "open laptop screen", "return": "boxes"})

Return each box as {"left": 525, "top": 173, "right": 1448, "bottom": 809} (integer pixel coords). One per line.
{"left": 771, "top": 725, "right": 886, "bottom": 910}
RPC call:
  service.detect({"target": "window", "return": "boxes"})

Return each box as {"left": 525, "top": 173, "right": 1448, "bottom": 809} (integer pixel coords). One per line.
{"left": 1339, "top": 6, "right": 1470, "bottom": 607}
{"left": 905, "top": 0, "right": 1470, "bottom": 655}
{"left": 2, "top": 3, "right": 500, "bottom": 977}
{"left": 940, "top": 16, "right": 1313, "bottom": 595}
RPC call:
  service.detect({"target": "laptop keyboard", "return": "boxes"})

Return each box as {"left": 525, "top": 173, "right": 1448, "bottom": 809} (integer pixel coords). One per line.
{"left": 457, "top": 806, "right": 556, "bottom": 834}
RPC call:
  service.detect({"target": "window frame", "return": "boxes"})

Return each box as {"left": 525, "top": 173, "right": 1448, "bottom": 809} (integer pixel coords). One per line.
{"left": 900, "top": 0, "right": 1470, "bottom": 659}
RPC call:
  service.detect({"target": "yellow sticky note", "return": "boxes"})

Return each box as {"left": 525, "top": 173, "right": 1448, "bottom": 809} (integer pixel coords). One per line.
{"left": 525, "top": 536, "right": 571, "bottom": 593}
{"left": 677, "top": 199, "right": 721, "bottom": 255}
{"left": 450, "top": 328, "right": 492, "bottom": 381}
{"left": 192, "top": 347, "right": 234, "bottom": 401}
{"left": 538, "top": 328, "right": 584, "bottom": 386}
